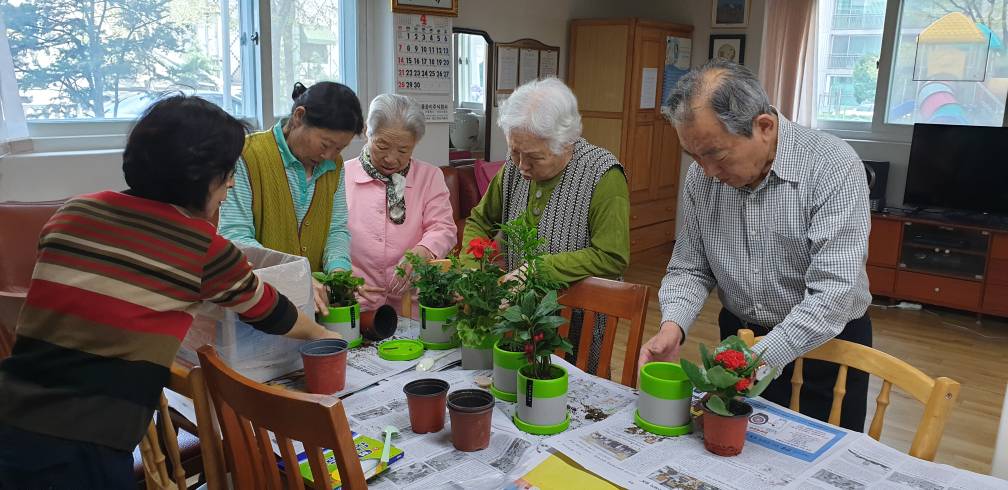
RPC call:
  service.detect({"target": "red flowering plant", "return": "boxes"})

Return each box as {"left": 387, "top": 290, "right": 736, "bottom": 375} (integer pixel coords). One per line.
{"left": 447, "top": 236, "right": 515, "bottom": 349}
{"left": 681, "top": 336, "right": 777, "bottom": 416}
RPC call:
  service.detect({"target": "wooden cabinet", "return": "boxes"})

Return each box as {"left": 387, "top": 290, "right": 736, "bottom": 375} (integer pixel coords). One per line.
{"left": 569, "top": 19, "right": 692, "bottom": 252}
{"left": 868, "top": 213, "right": 1008, "bottom": 318}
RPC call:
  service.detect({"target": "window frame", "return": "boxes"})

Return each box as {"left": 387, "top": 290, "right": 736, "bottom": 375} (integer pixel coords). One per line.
{"left": 14, "top": 0, "right": 360, "bottom": 148}
{"left": 817, "top": 0, "right": 1008, "bottom": 142}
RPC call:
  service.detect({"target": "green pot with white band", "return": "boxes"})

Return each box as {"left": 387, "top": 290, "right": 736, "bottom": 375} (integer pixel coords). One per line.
{"left": 634, "top": 362, "right": 693, "bottom": 436}
{"left": 491, "top": 340, "right": 527, "bottom": 402}
{"left": 419, "top": 303, "right": 459, "bottom": 350}
{"left": 460, "top": 335, "right": 495, "bottom": 370}
{"left": 514, "top": 364, "right": 570, "bottom": 435}
{"left": 318, "top": 303, "right": 362, "bottom": 349}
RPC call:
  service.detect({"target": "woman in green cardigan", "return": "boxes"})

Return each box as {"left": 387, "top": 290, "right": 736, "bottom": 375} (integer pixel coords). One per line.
{"left": 219, "top": 82, "right": 365, "bottom": 314}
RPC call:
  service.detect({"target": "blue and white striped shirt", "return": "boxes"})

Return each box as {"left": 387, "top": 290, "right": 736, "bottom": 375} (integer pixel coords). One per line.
{"left": 218, "top": 121, "right": 352, "bottom": 272}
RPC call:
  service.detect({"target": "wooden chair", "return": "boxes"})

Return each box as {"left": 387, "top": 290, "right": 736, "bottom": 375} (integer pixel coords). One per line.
{"left": 556, "top": 277, "right": 650, "bottom": 388}
{"left": 196, "top": 345, "right": 367, "bottom": 490}
{"left": 993, "top": 381, "right": 1008, "bottom": 479}
{"left": 739, "top": 329, "right": 960, "bottom": 461}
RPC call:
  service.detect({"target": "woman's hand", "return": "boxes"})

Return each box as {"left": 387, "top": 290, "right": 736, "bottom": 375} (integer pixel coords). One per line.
{"left": 388, "top": 246, "right": 434, "bottom": 296}
{"left": 357, "top": 285, "right": 386, "bottom": 307}
{"left": 311, "top": 277, "right": 330, "bottom": 316}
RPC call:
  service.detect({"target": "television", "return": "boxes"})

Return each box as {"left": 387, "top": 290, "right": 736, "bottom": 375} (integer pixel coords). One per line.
{"left": 904, "top": 123, "right": 1008, "bottom": 217}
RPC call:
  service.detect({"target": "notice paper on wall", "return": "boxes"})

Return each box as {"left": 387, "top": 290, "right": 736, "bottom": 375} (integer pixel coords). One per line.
{"left": 640, "top": 67, "right": 658, "bottom": 109}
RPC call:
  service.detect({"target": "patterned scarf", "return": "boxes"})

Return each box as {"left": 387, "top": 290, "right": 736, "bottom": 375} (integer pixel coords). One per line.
{"left": 359, "top": 146, "right": 410, "bottom": 224}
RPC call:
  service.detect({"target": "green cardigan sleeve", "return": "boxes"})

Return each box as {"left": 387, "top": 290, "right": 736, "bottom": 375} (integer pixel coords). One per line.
{"left": 540, "top": 167, "right": 630, "bottom": 283}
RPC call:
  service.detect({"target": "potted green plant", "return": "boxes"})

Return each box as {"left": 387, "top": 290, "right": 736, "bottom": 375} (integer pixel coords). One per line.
{"left": 491, "top": 217, "right": 566, "bottom": 402}
{"left": 396, "top": 252, "right": 462, "bottom": 349}
{"left": 681, "top": 336, "right": 777, "bottom": 456}
{"left": 449, "top": 237, "right": 513, "bottom": 369}
{"left": 511, "top": 290, "right": 573, "bottom": 435}
{"left": 312, "top": 270, "right": 364, "bottom": 348}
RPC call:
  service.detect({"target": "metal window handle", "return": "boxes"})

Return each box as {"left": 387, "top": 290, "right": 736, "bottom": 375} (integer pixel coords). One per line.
{"left": 250, "top": 32, "right": 260, "bottom": 44}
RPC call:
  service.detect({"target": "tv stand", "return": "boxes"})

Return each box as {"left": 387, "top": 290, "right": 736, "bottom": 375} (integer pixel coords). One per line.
{"left": 869, "top": 213, "right": 1008, "bottom": 318}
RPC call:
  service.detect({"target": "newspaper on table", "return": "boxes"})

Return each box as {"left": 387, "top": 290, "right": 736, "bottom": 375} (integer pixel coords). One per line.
{"left": 548, "top": 397, "right": 1008, "bottom": 490}
{"left": 797, "top": 434, "right": 1008, "bottom": 490}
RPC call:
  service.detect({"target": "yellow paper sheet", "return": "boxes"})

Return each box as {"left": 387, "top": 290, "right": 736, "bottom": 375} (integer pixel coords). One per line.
{"left": 510, "top": 454, "right": 620, "bottom": 490}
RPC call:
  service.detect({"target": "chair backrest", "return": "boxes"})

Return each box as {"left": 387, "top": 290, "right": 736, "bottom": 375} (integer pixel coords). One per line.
{"left": 556, "top": 277, "right": 650, "bottom": 387}
{"left": 439, "top": 164, "right": 480, "bottom": 249}
{"left": 138, "top": 393, "right": 189, "bottom": 490}
{"left": 196, "top": 345, "right": 367, "bottom": 490}
{"left": 993, "top": 381, "right": 1008, "bottom": 479}
{"left": 739, "top": 329, "right": 960, "bottom": 461}
{"left": 0, "top": 200, "right": 65, "bottom": 297}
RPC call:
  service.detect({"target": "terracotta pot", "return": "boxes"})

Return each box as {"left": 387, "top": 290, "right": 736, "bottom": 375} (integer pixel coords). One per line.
{"left": 360, "top": 304, "right": 398, "bottom": 341}
{"left": 403, "top": 378, "right": 449, "bottom": 434}
{"left": 447, "top": 389, "right": 494, "bottom": 452}
{"left": 701, "top": 398, "right": 753, "bottom": 456}
{"left": 299, "top": 339, "right": 349, "bottom": 394}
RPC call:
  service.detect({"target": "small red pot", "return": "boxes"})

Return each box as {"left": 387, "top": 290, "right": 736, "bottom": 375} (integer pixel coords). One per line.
{"left": 299, "top": 339, "right": 349, "bottom": 394}
{"left": 361, "top": 304, "right": 398, "bottom": 341}
{"left": 701, "top": 398, "right": 753, "bottom": 457}
{"left": 447, "top": 389, "right": 494, "bottom": 452}
{"left": 404, "top": 379, "right": 450, "bottom": 433}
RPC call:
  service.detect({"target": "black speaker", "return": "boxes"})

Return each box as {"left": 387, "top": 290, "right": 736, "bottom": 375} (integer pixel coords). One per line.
{"left": 863, "top": 160, "right": 889, "bottom": 212}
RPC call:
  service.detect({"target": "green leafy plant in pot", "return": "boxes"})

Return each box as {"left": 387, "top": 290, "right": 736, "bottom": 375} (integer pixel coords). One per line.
{"left": 491, "top": 216, "right": 566, "bottom": 402}
{"left": 508, "top": 290, "right": 573, "bottom": 435}
{"left": 681, "top": 335, "right": 777, "bottom": 456}
{"left": 312, "top": 270, "right": 364, "bottom": 348}
{"left": 396, "top": 252, "right": 462, "bottom": 349}
{"left": 448, "top": 238, "right": 514, "bottom": 369}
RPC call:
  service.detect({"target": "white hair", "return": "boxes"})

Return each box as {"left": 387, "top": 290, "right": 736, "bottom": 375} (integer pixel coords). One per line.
{"left": 497, "top": 77, "right": 582, "bottom": 155}
{"left": 365, "top": 93, "right": 426, "bottom": 140}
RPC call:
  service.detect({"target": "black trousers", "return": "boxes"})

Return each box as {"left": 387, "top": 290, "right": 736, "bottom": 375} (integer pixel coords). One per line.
{"left": 0, "top": 423, "right": 134, "bottom": 490}
{"left": 718, "top": 307, "right": 873, "bottom": 432}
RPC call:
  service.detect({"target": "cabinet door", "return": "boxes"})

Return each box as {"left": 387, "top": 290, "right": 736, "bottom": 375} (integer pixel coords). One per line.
{"left": 626, "top": 25, "right": 665, "bottom": 204}
{"left": 868, "top": 217, "right": 901, "bottom": 267}
{"left": 569, "top": 22, "right": 631, "bottom": 113}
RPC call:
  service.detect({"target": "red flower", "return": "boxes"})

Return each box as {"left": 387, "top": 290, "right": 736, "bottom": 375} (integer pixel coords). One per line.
{"left": 466, "top": 237, "right": 498, "bottom": 260}
{"left": 735, "top": 378, "right": 752, "bottom": 392}
{"left": 533, "top": 332, "right": 544, "bottom": 342}
{"left": 714, "top": 350, "right": 747, "bottom": 371}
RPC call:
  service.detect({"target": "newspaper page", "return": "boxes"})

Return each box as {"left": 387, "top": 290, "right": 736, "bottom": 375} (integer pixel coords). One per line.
{"left": 547, "top": 401, "right": 858, "bottom": 490}
{"left": 796, "top": 434, "right": 1008, "bottom": 489}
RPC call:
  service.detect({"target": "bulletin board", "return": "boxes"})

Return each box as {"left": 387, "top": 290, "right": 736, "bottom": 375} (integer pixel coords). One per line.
{"left": 494, "top": 38, "right": 560, "bottom": 103}
{"left": 394, "top": 13, "right": 453, "bottom": 122}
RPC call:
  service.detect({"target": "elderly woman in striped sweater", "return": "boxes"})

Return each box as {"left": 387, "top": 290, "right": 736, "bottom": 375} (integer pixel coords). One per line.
{"left": 463, "top": 77, "right": 631, "bottom": 369}
{"left": 0, "top": 96, "right": 340, "bottom": 488}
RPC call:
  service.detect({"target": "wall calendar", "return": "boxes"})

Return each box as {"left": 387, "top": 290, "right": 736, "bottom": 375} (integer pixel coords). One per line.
{"left": 394, "top": 13, "right": 452, "bottom": 122}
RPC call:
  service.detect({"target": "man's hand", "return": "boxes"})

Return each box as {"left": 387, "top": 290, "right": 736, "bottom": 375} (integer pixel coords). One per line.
{"left": 311, "top": 277, "right": 329, "bottom": 316}
{"left": 638, "top": 321, "right": 685, "bottom": 369}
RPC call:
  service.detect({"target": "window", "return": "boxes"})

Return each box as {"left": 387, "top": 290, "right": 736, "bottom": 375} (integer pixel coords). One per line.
{"left": 885, "top": 0, "right": 1007, "bottom": 126}
{"left": 3, "top": 0, "right": 357, "bottom": 128}
{"left": 816, "top": 0, "right": 888, "bottom": 123}
{"left": 4, "top": 0, "right": 252, "bottom": 120}
{"left": 270, "top": 0, "right": 356, "bottom": 118}
{"left": 453, "top": 32, "right": 487, "bottom": 109}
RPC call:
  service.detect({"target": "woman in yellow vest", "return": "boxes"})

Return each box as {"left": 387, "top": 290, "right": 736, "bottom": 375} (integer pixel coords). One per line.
{"left": 219, "top": 81, "right": 364, "bottom": 314}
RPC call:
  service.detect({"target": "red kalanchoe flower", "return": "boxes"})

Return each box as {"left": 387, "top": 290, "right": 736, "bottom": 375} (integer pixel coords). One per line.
{"left": 714, "top": 350, "right": 747, "bottom": 371}
{"left": 735, "top": 377, "right": 752, "bottom": 392}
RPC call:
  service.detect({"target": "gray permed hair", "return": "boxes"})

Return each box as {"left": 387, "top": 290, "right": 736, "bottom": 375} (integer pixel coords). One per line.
{"left": 365, "top": 93, "right": 426, "bottom": 140}
{"left": 661, "top": 59, "right": 772, "bottom": 137}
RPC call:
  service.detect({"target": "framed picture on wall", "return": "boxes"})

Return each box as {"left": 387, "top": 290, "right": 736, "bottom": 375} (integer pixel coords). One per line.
{"left": 711, "top": 0, "right": 750, "bottom": 27}
{"left": 709, "top": 34, "right": 746, "bottom": 65}
{"left": 391, "top": 0, "right": 459, "bottom": 17}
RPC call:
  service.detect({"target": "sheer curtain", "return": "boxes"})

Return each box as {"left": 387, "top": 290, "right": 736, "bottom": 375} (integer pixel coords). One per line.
{"left": 0, "top": 11, "right": 27, "bottom": 146}
{"left": 759, "top": 0, "right": 818, "bottom": 126}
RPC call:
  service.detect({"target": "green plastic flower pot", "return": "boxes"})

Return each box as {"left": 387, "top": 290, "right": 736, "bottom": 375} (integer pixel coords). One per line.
{"left": 514, "top": 364, "right": 570, "bottom": 435}
{"left": 419, "top": 303, "right": 459, "bottom": 350}
{"left": 634, "top": 362, "right": 693, "bottom": 436}
{"left": 460, "top": 336, "right": 495, "bottom": 370}
{"left": 318, "top": 303, "right": 362, "bottom": 348}
{"left": 491, "top": 340, "right": 527, "bottom": 402}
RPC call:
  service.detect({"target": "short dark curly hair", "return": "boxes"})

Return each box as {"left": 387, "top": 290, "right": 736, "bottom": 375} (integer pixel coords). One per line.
{"left": 122, "top": 95, "right": 248, "bottom": 210}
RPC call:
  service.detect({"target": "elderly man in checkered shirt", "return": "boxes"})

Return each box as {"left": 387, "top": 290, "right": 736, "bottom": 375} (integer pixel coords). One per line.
{"left": 639, "top": 59, "right": 873, "bottom": 431}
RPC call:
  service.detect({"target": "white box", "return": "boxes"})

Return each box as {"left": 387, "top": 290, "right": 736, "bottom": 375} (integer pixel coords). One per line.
{"left": 178, "top": 246, "right": 312, "bottom": 382}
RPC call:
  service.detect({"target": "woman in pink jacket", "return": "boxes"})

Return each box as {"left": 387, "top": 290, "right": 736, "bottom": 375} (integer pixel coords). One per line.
{"left": 345, "top": 94, "right": 457, "bottom": 315}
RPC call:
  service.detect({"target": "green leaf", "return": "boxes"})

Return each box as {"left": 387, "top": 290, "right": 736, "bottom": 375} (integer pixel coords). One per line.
{"left": 680, "top": 359, "right": 715, "bottom": 392}
{"left": 699, "top": 343, "right": 713, "bottom": 370}
{"left": 705, "top": 395, "right": 733, "bottom": 417}
{"left": 747, "top": 368, "right": 777, "bottom": 398}
{"left": 706, "top": 365, "right": 741, "bottom": 388}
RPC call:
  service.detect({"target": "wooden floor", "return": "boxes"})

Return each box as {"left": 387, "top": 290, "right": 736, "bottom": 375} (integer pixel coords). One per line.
{"left": 607, "top": 246, "right": 1008, "bottom": 475}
